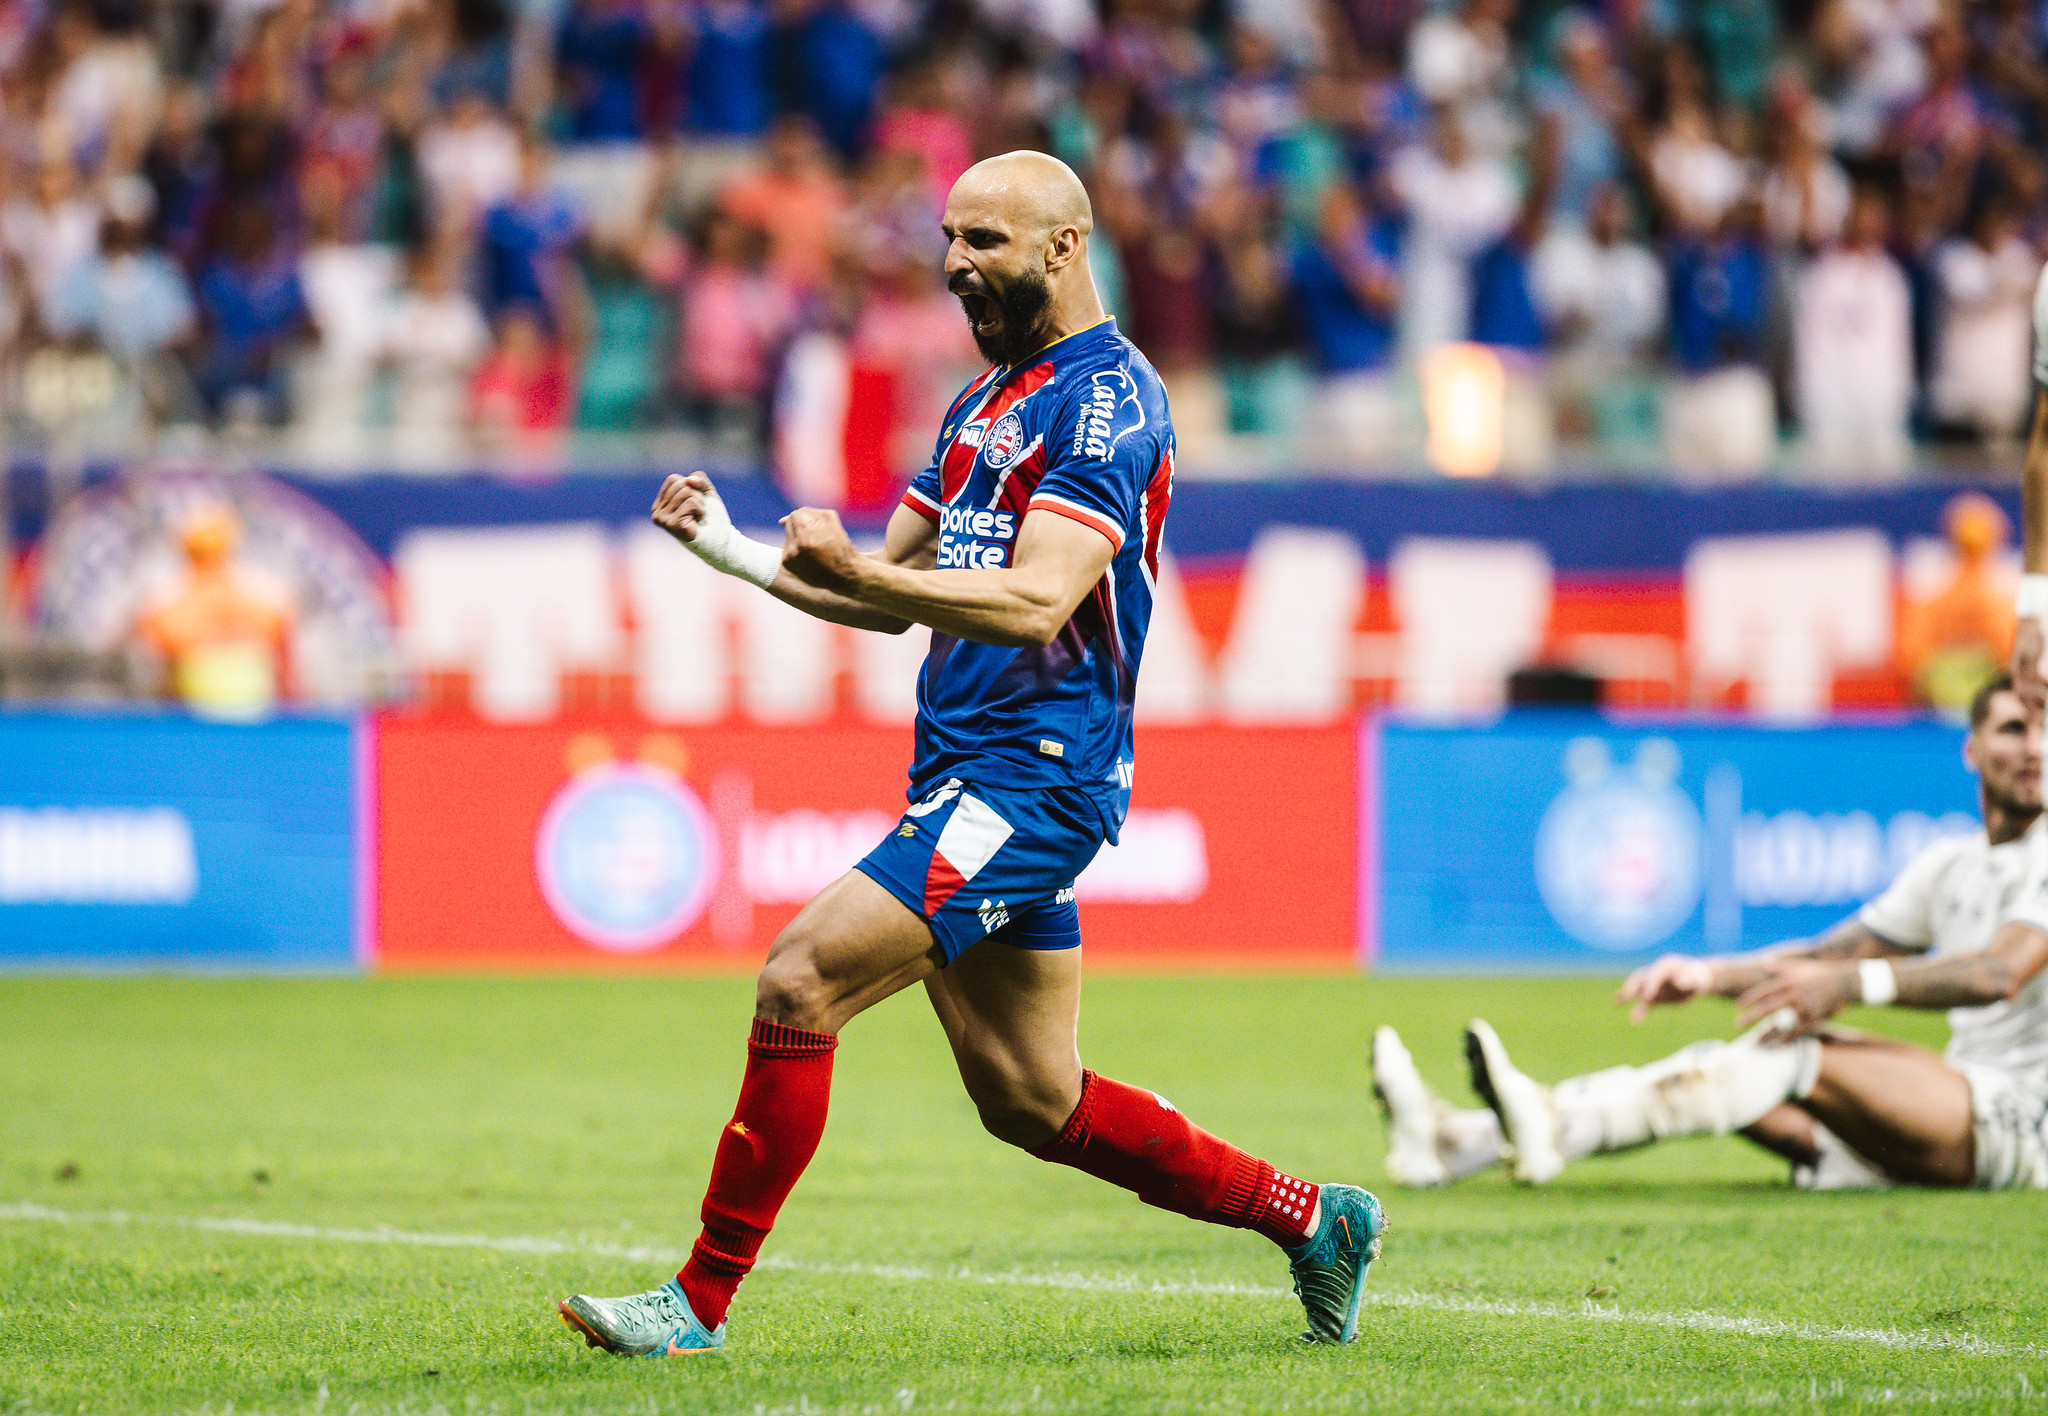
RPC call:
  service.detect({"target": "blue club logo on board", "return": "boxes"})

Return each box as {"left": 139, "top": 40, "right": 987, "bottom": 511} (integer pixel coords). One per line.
{"left": 1534, "top": 737, "right": 1702, "bottom": 953}
{"left": 535, "top": 761, "right": 720, "bottom": 952}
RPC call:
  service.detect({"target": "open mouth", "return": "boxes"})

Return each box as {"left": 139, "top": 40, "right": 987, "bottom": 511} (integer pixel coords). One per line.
{"left": 956, "top": 289, "right": 1001, "bottom": 334}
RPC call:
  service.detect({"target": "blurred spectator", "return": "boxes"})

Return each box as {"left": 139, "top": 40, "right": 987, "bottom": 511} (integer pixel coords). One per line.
{"left": 44, "top": 174, "right": 194, "bottom": 432}
{"left": 478, "top": 129, "right": 585, "bottom": 322}
{"left": 135, "top": 502, "right": 293, "bottom": 718}
{"left": 1406, "top": 0, "right": 1517, "bottom": 157}
{"left": 1929, "top": 200, "right": 2039, "bottom": 442}
{"left": 385, "top": 239, "right": 491, "bottom": 459}
{"left": 719, "top": 114, "right": 846, "bottom": 292}
{"left": 418, "top": 92, "right": 519, "bottom": 229}
{"left": 1389, "top": 104, "right": 1517, "bottom": 355}
{"left": 473, "top": 306, "right": 570, "bottom": 450}
{"left": 1664, "top": 198, "right": 1774, "bottom": 477}
{"left": 3, "top": 153, "right": 100, "bottom": 327}
{"left": 1758, "top": 77, "right": 1850, "bottom": 250}
{"left": 295, "top": 166, "right": 395, "bottom": 445}
{"left": 299, "top": 29, "right": 385, "bottom": 234}
{"left": 195, "top": 204, "right": 307, "bottom": 425}
{"left": 1292, "top": 182, "right": 1404, "bottom": 461}
{"left": 770, "top": 0, "right": 883, "bottom": 161}
{"left": 553, "top": 0, "right": 651, "bottom": 144}
{"left": 575, "top": 235, "right": 667, "bottom": 430}
{"left": 686, "top": 0, "right": 775, "bottom": 139}
{"left": 1532, "top": 182, "right": 1664, "bottom": 445}
{"left": 871, "top": 59, "right": 973, "bottom": 208}
{"left": 47, "top": 0, "right": 161, "bottom": 172}
{"left": 1897, "top": 492, "right": 2016, "bottom": 713}
{"left": 676, "top": 206, "right": 795, "bottom": 435}
{"left": 1646, "top": 47, "right": 1747, "bottom": 237}
{"left": 1528, "top": 13, "right": 1629, "bottom": 224}
{"left": 1793, "top": 186, "right": 1912, "bottom": 477}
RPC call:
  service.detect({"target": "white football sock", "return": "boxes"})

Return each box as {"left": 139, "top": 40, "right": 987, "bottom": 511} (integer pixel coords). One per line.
{"left": 1437, "top": 1108, "right": 1504, "bottom": 1179}
{"left": 1550, "top": 1030, "right": 1822, "bottom": 1160}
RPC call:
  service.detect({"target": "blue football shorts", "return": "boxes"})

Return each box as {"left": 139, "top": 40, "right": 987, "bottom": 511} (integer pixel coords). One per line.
{"left": 854, "top": 776, "right": 1107, "bottom": 965}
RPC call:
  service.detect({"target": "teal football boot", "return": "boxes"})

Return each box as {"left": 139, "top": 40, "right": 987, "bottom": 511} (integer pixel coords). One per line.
{"left": 1284, "top": 1184, "right": 1388, "bottom": 1344}
{"left": 558, "top": 1278, "right": 724, "bottom": 1356}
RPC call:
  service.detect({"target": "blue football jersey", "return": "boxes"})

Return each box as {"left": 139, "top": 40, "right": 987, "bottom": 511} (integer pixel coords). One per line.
{"left": 897, "top": 318, "right": 1174, "bottom": 839}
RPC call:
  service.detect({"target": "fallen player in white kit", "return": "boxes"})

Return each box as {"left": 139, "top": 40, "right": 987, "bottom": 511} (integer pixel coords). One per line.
{"left": 1375, "top": 674, "right": 2048, "bottom": 1191}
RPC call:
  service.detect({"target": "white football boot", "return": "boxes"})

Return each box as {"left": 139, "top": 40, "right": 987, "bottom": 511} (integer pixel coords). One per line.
{"left": 1372, "top": 1026, "right": 1450, "bottom": 1187}
{"left": 1464, "top": 1019, "right": 1565, "bottom": 1185}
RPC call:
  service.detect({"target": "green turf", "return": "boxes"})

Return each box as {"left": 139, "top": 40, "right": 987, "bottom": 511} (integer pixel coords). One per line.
{"left": 2, "top": 973, "right": 2043, "bottom": 1415}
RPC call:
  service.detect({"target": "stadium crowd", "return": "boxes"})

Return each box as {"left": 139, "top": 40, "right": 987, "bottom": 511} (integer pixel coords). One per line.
{"left": 0, "top": 0, "right": 2043, "bottom": 478}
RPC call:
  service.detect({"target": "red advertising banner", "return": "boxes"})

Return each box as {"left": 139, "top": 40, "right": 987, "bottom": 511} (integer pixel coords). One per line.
{"left": 371, "top": 717, "right": 1355, "bottom": 969}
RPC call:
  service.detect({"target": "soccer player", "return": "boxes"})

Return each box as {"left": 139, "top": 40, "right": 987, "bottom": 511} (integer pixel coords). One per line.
{"left": 1373, "top": 673, "right": 2048, "bottom": 1191}
{"left": 555, "top": 152, "right": 1385, "bottom": 1356}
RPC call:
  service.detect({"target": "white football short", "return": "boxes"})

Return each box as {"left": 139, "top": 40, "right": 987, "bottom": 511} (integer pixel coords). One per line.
{"left": 1957, "top": 1062, "right": 2048, "bottom": 1190}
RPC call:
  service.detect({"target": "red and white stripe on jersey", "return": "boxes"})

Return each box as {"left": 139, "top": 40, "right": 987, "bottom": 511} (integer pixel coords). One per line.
{"left": 1028, "top": 491, "right": 1125, "bottom": 550}
{"left": 902, "top": 482, "right": 943, "bottom": 521}
{"left": 1139, "top": 445, "right": 1173, "bottom": 588}
{"left": 921, "top": 791, "right": 1015, "bottom": 914}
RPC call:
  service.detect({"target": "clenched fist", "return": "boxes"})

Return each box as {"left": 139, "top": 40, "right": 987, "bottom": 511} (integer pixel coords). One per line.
{"left": 780, "top": 506, "right": 862, "bottom": 591}
{"left": 651, "top": 471, "right": 716, "bottom": 544}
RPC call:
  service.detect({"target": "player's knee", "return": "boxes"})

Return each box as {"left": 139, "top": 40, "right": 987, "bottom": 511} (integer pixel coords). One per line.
{"left": 965, "top": 1071, "right": 1076, "bottom": 1150}
{"left": 754, "top": 943, "right": 831, "bottom": 1032}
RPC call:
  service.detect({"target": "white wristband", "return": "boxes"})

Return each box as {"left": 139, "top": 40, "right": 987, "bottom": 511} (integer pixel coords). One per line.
{"left": 683, "top": 485, "right": 782, "bottom": 590}
{"left": 1858, "top": 959, "right": 1898, "bottom": 1007}
{"left": 2019, "top": 574, "right": 2048, "bottom": 621}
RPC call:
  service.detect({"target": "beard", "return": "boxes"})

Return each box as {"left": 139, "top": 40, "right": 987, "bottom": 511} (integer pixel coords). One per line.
{"left": 951, "top": 265, "right": 1055, "bottom": 367}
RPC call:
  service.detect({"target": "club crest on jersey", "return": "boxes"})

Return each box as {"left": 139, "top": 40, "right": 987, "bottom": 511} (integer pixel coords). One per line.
{"left": 980, "top": 410, "right": 1028, "bottom": 469}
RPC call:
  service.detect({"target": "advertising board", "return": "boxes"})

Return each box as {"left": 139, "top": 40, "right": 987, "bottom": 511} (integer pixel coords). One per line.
{"left": 372, "top": 719, "right": 1356, "bottom": 968}
{"left": 1368, "top": 715, "right": 1980, "bottom": 969}
{"left": 0, "top": 712, "right": 359, "bottom": 966}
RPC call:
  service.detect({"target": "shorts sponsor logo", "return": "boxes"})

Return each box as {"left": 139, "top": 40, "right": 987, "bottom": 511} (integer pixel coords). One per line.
{"left": 535, "top": 764, "right": 720, "bottom": 952}
{"left": 1534, "top": 738, "right": 1701, "bottom": 952}
{"left": 978, "top": 898, "right": 1011, "bottom": 934}
{"left": 981, "top": 411, "right": 1027, "bottom": 469}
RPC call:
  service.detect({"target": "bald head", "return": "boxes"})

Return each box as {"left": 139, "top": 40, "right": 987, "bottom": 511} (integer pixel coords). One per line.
{"left": 948, "top": 150, "right": 1094, "bottom": 241}
{"left": 942, "top": 150, "right": 1105, "bottom": 366}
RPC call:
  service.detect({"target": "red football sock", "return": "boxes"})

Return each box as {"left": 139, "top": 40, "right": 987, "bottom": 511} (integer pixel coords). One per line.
{"left": 676, "top": 1018, "right": 837, "bottom": 1329}
{"left": 1030, "top": 1070, "right": 1319, "bottom": 1247}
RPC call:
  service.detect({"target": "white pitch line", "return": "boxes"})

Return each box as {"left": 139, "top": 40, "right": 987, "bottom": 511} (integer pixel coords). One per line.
{"left": 1, "top": 1201, "right": 2035, "bottom": 1360}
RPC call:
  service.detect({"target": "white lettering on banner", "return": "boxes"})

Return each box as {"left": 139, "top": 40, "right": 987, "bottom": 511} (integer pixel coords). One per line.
{"left": 1075, "top": 809, "right": 1209, "bottom": 904}
{"left": 740, "top": 809, "right": 897, "bottom": 903}
{"left": 0, "top": 808, "right": 198, "bottom": 904}
{"left": 1732, "top": 809, "right": 1976, "bottom": 908}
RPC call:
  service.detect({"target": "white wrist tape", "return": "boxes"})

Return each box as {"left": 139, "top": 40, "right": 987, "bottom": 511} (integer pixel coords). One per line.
{"left": 684, "top": 485, "right": 782, "bottom": 590}
{"left": 1858, "top": 959, "right": 1898, "bottom": 1007}
{"left": 2019, "top": 574, "right": 2048, "bottom": 622}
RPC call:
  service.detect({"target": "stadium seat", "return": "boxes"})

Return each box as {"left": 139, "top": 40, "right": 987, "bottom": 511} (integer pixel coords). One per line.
{"left": 1390, "top": 537, "right": 1553, "bottom": 716}
{"left": 1216, "top": 527, "right": 1364, "bottom": 722}
{"left": 395, "top": 525, "right": 620, "bottom": 721}
{"left": 1686, "top": 530, "right": 1893, "bottom": 721}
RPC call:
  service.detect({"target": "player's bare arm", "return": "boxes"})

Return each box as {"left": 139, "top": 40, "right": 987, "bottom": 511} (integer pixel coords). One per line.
{"left": 779, "top": 504, "right": 1115, "bottom": 648}
{"left": 1732, "top": 919, "right": 2048, "bottom": 1035}
{"left": 650, "top": 471, "right": 936, "bottom": 633}
{"left": 1615, "top": 920, "right": 1908, "bottom": 1022}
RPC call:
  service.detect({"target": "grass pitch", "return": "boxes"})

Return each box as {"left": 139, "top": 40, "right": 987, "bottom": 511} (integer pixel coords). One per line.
{"left": 2, "top": 973, "right": 2044, "bottom": 1416}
